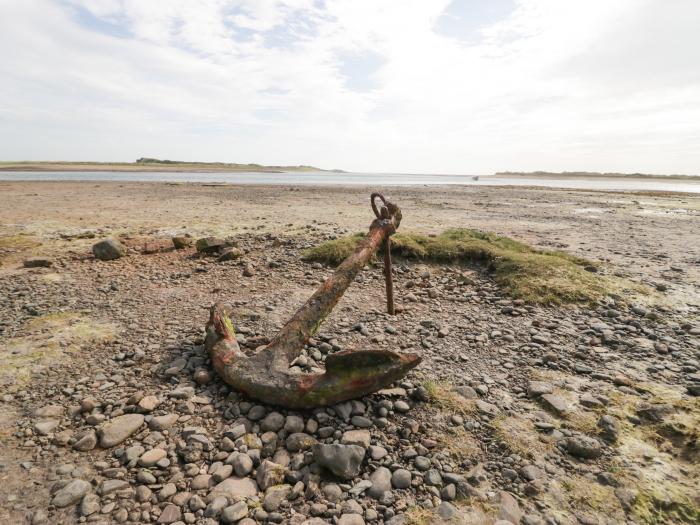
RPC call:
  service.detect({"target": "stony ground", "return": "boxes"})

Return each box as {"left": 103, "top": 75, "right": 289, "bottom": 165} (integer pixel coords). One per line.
{"left": 0, "top": 182, "right": 698, "bottom": 525}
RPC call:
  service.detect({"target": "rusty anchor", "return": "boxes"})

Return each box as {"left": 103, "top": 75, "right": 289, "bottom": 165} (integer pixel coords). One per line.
{"left": 205, "top": 193, "right": 421, "bottom": 408}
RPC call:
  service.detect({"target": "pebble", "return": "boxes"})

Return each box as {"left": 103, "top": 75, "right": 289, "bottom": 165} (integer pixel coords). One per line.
{"left": 157, "top": 504, "right": 181, "bottom": 524}
{"left": 99, "top": 414, "right": 145, "bottom": 447}
{"left": 222, "top": 501, "right": 248, "bottom": 523}
{"left": 391, "top": 469, "right": 412, "bottom": 489}
{"left": 139, "top": 448, "right": 166, "bottom": 467}
{"left": 51, "top": 479, "right": 91, "bottom": 508}
{"left": 341, "top": 429, "right": 371, "bottom": 449}
{"left": 368, "top": 467, "right": 392, "bottom": 498}
{"left": 564, "top": 435, "right": 603, "bottom": 459}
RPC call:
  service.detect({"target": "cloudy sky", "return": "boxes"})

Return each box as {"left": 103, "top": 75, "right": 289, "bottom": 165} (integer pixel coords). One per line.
{"left": 1, "top": 0, "right": 699, "bottom": 174}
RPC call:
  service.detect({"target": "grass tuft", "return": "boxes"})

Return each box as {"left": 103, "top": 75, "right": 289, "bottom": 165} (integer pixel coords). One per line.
{"left": 492, "top": 415, "right": 553, "bottom": 459}
{"left": 301, "top": 233, "right": 365, "bottom": 265}
{"left": 632, "top": 488, "right": 700, "bottom": 525}
{"left": 422, "top": 380, "right": 476, "bottom": 415}
{"left": 303, "top": 229, "right": 612, "bottom": 304}
{"left": 0, "top": 234, "right": 41, "bottom": 263}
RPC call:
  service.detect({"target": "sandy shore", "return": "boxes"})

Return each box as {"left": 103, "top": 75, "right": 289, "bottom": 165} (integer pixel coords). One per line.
{"left": 2, "top": 181, "right": 699, "bottom": 301}
{"left": 1, "top": 181, "right": 699, "bottom": 524}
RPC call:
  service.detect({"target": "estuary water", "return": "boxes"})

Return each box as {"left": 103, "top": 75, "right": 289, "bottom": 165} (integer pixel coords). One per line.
{"left": 1, "top": 171, "right": 699, "bottom": 193}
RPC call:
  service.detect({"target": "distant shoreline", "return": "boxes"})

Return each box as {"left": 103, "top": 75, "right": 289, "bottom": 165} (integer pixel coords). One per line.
{"left": 495, "top": 171, "right": 700, "bottom": 181}
{"left": 0, "top": 160, "right": 340, "bottom": 174}
{"left": 0, "top": 163, "right": 697, "bottom": 181}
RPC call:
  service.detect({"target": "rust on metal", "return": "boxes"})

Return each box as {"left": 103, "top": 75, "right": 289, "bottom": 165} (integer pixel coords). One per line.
{"left": 371, "top": 193, "right": 396, "bottom": 315}
{"left": 205, "top": 192, "right": 419, "bottom": 408}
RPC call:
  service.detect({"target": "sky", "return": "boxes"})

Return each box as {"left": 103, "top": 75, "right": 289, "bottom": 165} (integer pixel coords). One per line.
{"left": 0, "top": 0, "right": 699, "bottom": 174}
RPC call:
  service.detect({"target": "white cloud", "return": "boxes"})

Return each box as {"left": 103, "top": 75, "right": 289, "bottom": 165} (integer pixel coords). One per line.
{"left": 0, "top": 0, "right": 698, "bottom": 173}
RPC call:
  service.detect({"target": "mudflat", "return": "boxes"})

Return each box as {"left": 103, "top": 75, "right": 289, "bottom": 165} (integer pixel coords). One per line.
{"left": 1, "top": 181, "right": 699, "bottom": 524}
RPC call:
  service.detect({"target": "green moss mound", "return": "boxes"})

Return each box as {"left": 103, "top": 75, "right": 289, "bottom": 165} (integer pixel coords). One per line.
{"left": 302, "top": 229, "right": 610, "bottom": 305}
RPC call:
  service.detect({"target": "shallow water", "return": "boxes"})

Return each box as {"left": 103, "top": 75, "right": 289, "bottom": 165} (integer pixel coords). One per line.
{"left": 1, "top": 171, "right": 699, "bottom": 193}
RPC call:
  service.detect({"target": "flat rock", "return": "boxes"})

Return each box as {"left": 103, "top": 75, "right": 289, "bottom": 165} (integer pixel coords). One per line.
{"left": 475, "top": 399, "right": 499, "bottom": 416}
{"left": 34, "top": 405, "right": 64, "bottom": 418}
{"left": 99, "top": 414, "right": 144, "bottom": 448}
{"left": 455, "top": 385, "right": 478, "bottom": 399}
{"left": 23, "top": 257, "right": 53, "bottom": 268}
{"left": 341, "top": 429, "right": 371, "bottom": 449}
{"left": 157, "top": 504, "right": 181, "bottom": 524}
{"left": 51, "top": 479, "right": 91, "bottom": 508}
{"left": 540, "top": 394, "right": 569, "bottom": 416}
{"left": 222, "top": 501, "right": 248, "bottom": 523}
{"left": 138, "top": 395, "right": 160, "bottom": 412}
{"left": 34, "top": 419, "right": 59, "bottom": 435}
{"left": 139, "top": 448, "right": 167, "bottom": 467}
{"left": 190, "top": 474, "right": 212, "bottom": 490}
{"left": 527, "top": 381, "right": 553, "bottom": 398}
{"left": 338, "top": 514, "right": 366, "bottom": 525}
{"left": 196, "top": 237, "right": 226, "bottom": 254}
{"left": 210, "top": 477, "right": 259, "bottom": 499}
{"left": 168, "top": 386, "right": 195, "bottom": 399}
{"left": 148, "top": 413, "right": 179, "bottom": 431}
{"left": 99, "top": 479, "right": 130, "bottom": 495}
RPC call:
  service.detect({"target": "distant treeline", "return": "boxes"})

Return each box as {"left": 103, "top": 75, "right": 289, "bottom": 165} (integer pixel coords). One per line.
{"left": 496, "top": 171, "right": 700, "bottom": 180}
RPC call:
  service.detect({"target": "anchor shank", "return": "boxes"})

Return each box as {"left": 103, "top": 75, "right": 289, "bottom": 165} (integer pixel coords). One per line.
{"left": 264, "top": 216, "right": 396, "bottom": 368}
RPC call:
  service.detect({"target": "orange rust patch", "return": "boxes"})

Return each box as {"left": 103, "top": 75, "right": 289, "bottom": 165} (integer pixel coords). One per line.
{"left": 298, "top": 374, "right": 320, "bottom": 393}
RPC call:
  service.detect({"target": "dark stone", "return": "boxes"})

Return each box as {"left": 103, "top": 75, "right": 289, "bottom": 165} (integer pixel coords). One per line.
{"left": 597, "top": 415, "right": 621, "bottom": 442}
{"left": 218, "top": 248, "right": 244, "bottom": 262}
{"left": 196, "top": 237, "right": 226, "bottom": 254}
{"left": 23, "top": 257, "right": 53, "bottom": 268}
{"left": 312, "top": 444, "right": 365, "bottom": 480}
{"left": 636, "top": 403, "right": 675, "bottom": 423}
{"left": 92, "top": 239, "right": 127, "bottom": 260}
{"left": 564, "top": 435, "right": 603, "bottom": 459}
{"left": 172, "top": 236, "right": 192, "bottom": 249}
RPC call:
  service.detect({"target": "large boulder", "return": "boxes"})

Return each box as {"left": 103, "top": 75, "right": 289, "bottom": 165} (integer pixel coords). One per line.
{"left": 92, "top": 239, "right": 127, "bottom": 260}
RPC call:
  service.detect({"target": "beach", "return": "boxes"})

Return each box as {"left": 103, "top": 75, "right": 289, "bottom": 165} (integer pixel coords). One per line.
{"left": 1, "top": 181, "right": 699, "bottom": 524}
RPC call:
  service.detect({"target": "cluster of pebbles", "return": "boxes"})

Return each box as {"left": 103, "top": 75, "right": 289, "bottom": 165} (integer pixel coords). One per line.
{"left": 1, "top": 231, "right": 698, "bottom": 525}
